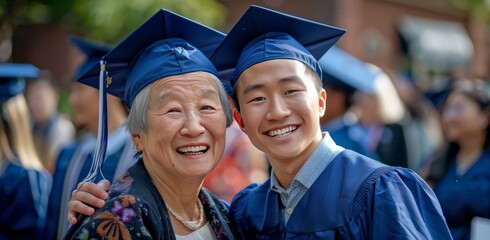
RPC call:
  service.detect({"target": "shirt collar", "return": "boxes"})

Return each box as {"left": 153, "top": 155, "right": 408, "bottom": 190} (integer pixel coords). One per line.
{"left": 270, "top": 132, "right": 344, "bottom": 191}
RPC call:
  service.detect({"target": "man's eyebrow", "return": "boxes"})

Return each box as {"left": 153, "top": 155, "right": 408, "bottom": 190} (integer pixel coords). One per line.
{"left": 242, "top": 75, "right": 300, "bottom": 95}
{"left": 242, "top": 83, "right": 265, "bottom": 95}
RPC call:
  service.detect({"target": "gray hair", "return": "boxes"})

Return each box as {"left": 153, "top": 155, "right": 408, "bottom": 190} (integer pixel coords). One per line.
{"left": 126, "top": 73, "right": 233, "bottom": 134}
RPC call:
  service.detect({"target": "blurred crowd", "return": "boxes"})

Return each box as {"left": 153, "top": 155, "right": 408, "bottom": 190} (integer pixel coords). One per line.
{"left": 1, "top": 8, "right": 490, "bottom": 240}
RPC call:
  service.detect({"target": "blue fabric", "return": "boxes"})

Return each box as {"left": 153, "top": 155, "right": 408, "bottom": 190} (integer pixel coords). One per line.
{"left": 230, "top": 150, "right": 452, "bottom": 239}
{"left": 0, "top": 78, "right": 25, "bottom": 103}
{"left": 0, "top": 63, "right": 39, "bottom": 103}
{"left": 209, "top": 5, "right": 345, "bottom": 94}
{"left": 125, "top": 38, "right": 218, "bottom": 108}
{"left": 233, "top": 32, "right": 322, "bottom": 86}
{"left": 0, "top": 64, "right": 39, "bottom": 78}
{"left": 43, "top": 128, "right": 136, "bottom": 240}
{"left": 0, "top": 161, "right": 51, "bottom": 240}
{"left": 322, "top": 116, "right": 380, "bottom": 160}
{"left": 434, "top": 149, "right": 490, "bottom": 240}
{"left": 318, "top": 46, "right": 376, "bottom": 93}
{"left": 68, "top": 36, "right": 112, "bottom": 79}
{"left": 269, "top": 133, "right": 343, "bottom": 224}
{"left": 77, "top": 9, "right": 225, "bottom": 107}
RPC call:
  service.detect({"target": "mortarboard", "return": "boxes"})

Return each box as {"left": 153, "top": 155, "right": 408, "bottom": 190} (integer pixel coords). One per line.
{"left": 68, "top": 36, "right": 112, "bottom": 79}
{"left": 76, "top": 9, "right": 226, "bottom": 183}
{"left": 318, "top": 46, "right": 376, "bottom": 94}
{"left": 210, "top": 5, "right": 346, "bottom": 93}
{"left": 78, "top": 9, "right": 225, "bottom": 108}
{"left": 0, "top": 64, "right": 40, "bottom": 103}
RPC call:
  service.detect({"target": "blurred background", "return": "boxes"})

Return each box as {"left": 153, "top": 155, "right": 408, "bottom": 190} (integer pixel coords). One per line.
{"left": 1, "top": 0, "right": 487, "bottom": 103}
{"left": 2, "top": 0, "right": 489, "bottom": 114}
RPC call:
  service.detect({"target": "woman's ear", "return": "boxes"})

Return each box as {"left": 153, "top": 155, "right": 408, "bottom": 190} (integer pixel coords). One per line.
{"left": 234, "top": 110, "right": 246, "bottom": 131}
{"left": 131, "top": 133, "right": 142, "bottom": 152}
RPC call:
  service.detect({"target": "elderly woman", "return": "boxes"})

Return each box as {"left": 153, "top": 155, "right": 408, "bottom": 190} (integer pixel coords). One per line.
{"left": 0, "top": 64, "right": 52, "bottom": 239}
{"left": 63, "top": 9, "right": 235, "bottom": 240}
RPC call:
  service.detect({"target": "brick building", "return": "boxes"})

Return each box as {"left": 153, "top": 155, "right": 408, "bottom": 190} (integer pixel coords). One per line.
{"left": 13, "top": 0, "right": 489, "bottom": 90}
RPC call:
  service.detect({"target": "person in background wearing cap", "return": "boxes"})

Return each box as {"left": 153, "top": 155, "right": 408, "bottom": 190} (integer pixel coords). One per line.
{"left": 0, "top": 64, "right": 52, "bottom": 239}
{"left": 318, "top": 46, "right": 380, "bottom": 159}
{"left": 328, "top": 64, "right": 410, "bottom": 168}
{"left": 42, "top": 36, "right": 136, "bottom": 240}
{"left": 66, "top": 5, "right": 452, "bottom": 239}
{"left": 25, "top": 69, "right": 76, "bottom": 173}
{"left": 208, "top": 6, "right": 450, "bottom": 239}
{"left": 63, "top": 9, "right": 235, "bottom": 239}
{"left": 421, "top": 79, "right": 490, "bottom": 240}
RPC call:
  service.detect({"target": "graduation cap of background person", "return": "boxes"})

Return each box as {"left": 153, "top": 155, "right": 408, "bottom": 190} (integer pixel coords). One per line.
{"left": 210, "top": 5, "right": 346, "bottom": 93}
{"left": 318, "top": 46, "right": 377, "bottom": 94}
{"left": 0, "top": 64, "right": 40, "bottom": 103}
{"left": 75, "top": 9, "right": 226, "bottom": 183}
{"left": 68, "top": 36, "right": 112, "bottom": 79}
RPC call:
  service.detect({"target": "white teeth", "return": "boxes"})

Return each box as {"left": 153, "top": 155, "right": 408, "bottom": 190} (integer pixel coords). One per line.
{"left": 177, "top": 145, "right": 208, "bottom": 154}
{"left": 267, "top": 126, "right": 297, "bottom": 137}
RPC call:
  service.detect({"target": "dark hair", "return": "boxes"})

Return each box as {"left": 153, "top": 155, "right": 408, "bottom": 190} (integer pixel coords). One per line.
{"left": 426, "top": 79, "right": 490, "bottom": 183}
{"left": 449, "top": 79, "right": 490, "bottom": 148}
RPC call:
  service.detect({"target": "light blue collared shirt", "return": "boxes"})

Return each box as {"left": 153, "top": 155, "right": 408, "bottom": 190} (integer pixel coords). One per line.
{"left": 270, "top": 132, "right": 344, "bottom": 224}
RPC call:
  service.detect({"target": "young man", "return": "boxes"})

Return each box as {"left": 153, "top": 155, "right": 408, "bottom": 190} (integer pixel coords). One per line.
{"left": 210, "top": 5, "right": 451, "bottom": 239}
{"left": 68, "top": 5, "right": 452, "bottom": 239}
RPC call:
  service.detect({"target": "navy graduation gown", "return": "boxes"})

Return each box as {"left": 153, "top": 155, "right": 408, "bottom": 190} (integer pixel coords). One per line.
{"left": 230, "top": 150, "right": 452, "bottom": 239}
{"left": 322, "top": 117, "right": 379, "bottom": 160}
{"left": 0, "top": 161, "right": 51, "bottom": 240}
{"left": 44, "top": 129, "right": 136, "bottom": 240}
{"left": 63, "top": 159, "right": 235, "bottom": 240}
{"left": 434, "top": 149, "right": 490, "bottom": 240}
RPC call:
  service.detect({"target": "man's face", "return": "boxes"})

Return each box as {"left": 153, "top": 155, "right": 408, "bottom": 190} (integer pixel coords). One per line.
{"left": 234, "top": 59, "right": 326, "bottom": 165}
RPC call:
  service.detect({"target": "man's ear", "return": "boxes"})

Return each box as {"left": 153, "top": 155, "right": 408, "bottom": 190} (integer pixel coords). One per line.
{"left": 234, "top": 110, "right": 246, "bottom": 131}
{"left": 319, "top": 88, "right": 327, "bottom": 117}
{"left": 227, "top": 95, "right": 238, "bottom": 111}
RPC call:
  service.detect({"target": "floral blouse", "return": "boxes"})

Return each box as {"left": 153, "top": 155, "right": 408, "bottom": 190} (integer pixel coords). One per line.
{"left": 63, "top": 159, "right": 235, "bottom": 240}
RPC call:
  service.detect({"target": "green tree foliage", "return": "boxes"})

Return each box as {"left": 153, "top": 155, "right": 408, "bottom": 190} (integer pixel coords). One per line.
{"left": 450, "top": 0, "right": 490, "bottom": 21}
{"left": 1, "top": 0, "right": 227, "bottom": 44}
{"left": 65, "top": 0, "right": 228, "bottom": 44}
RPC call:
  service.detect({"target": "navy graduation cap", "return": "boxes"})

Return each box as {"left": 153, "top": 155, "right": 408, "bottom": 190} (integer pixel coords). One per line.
{"left": 210, "top": 5, "right": 346, "bottom": 93}
{"left": 76, "top": 9, "right": 225, "bottom": 183}
{"left": 318, "top": 46, "right": 376, "bottom": 94}
{"left": 68, "top": 36, "right": 112, "bottom": 79}
{"left": 78, "top": 9, "right": 225, "bottom": 108}
{"left": 0, "top": 63, "right": 40, "bottom": 103}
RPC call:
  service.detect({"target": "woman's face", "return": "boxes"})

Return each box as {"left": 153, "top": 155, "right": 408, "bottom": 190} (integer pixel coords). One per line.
{"left": 443, "top": 92, "right": 489, "bottom": 142}
{"left": 134, "top": 72, "right": 227, "bottom": 181}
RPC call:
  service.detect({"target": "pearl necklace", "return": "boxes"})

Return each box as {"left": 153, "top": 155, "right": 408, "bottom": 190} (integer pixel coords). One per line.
{"left": 167, "top": 199, "right": 204, "bottom": 231}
